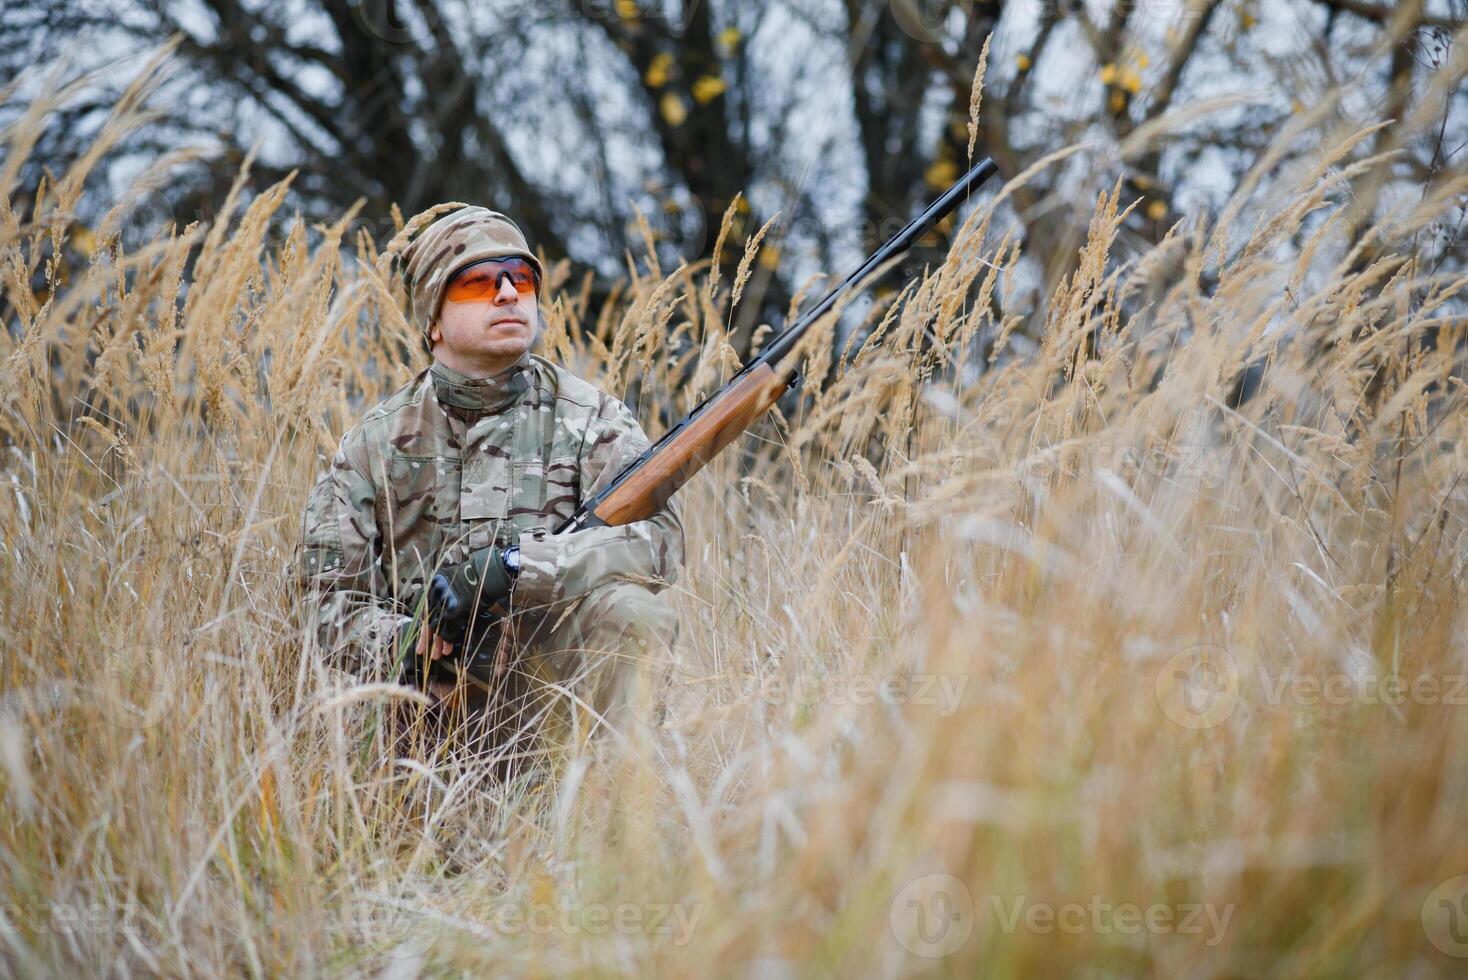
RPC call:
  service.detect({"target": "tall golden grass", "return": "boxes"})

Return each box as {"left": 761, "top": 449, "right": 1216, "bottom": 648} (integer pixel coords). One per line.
{"left": 3, "top": 42, "right": 1468, "bottom": 977}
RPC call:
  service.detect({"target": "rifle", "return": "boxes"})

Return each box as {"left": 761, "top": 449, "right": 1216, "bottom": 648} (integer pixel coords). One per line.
{"left": 422, "top": 158, "right": 999, "bottom": 651}
{"left": 561, "top": 157, "right": 999, "bottom": 530}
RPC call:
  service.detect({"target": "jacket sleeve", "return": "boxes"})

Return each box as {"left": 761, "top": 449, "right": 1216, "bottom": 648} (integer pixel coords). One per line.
{"left": 299, "top": 440, "right": 407, "bottom": 678}
{"left": 513, "top": 394, "right": 684, "bottom": 608}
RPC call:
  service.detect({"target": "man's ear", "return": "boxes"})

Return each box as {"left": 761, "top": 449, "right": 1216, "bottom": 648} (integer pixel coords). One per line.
{"left": 428, "top": 319, "right": 442, "bottom": 347}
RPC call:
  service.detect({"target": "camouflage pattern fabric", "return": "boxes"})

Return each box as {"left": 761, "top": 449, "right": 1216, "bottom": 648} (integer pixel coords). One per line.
{"left": 298, "top": 352, "right": 684, "bottom": 729}
{"left": 399, "top": 579, "right": 678, "bottom": 775}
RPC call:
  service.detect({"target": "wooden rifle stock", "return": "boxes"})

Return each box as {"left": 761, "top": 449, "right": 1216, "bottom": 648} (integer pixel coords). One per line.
{"left": 587, "top": 362, "right": 789, "bottom": 526}
{"left": 559, "top": 157, "right": 999, "bottom": 534}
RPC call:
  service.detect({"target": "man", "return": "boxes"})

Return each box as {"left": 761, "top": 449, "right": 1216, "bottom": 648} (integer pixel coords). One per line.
{"left": 299, "top": 206, "right": 683, "bottom": 759}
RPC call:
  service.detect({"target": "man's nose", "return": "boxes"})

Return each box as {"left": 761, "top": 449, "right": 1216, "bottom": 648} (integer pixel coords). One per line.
{"left": 493, "top": 273, "right": 519, "bottom": 303}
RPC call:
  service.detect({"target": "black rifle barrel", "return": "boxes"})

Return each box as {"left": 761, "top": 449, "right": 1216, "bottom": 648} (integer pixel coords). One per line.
{"left": 558, "top": 156, "right": 1000, "bottom": 533}
{"left": 757, "top": 156, "right": 998, "bottom": 369}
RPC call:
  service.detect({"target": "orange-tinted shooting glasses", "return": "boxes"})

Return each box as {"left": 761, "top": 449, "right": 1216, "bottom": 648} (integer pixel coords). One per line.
{"left": 444, "top": 256, "right": 540, "bottom": 303}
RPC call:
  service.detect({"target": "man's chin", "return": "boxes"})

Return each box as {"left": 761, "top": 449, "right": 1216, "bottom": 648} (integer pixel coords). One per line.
{"left": 479, "top": 335, "right": 532, "bottom": 359}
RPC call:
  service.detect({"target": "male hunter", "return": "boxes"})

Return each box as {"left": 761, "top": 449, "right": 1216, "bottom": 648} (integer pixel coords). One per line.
{"left": 299, "top": 207, "right": 683, "bottom": 749}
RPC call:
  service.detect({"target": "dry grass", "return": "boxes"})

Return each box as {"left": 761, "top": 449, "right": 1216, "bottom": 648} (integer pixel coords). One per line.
{"left": 3, "top": 45, "right": 1468, "bottom": 978}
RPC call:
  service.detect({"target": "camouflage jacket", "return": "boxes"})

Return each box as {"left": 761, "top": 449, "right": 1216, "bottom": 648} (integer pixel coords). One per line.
{"left": 299, "top": 354, "right": 684, "bottom": 677}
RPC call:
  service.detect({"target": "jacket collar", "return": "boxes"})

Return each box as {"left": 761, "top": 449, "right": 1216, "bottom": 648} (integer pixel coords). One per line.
{"left": 429, "top": 355, "right": 533, "bottom": 417}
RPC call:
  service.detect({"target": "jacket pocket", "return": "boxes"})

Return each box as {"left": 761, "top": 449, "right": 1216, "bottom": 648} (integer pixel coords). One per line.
{"left": 384, "top": 454, "right": 459, "bottom": 539}
{"left": 459, "top": 439, "right": 513, "bottom": 521}
{"left": 536, "top": 454, "right": 581, "bottom": 526}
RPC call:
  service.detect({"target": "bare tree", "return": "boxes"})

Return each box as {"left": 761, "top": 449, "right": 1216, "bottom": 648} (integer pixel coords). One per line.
{"left": 5, "top": 0, "right": 1463, "bottom": 349}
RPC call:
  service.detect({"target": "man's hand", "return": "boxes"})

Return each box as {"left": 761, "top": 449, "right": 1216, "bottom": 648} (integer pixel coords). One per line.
{"left": 389, "top": 617, "right": 457, "bottom": 688}
{"left": 426, "top": 545, "right": 519, "bottom": 644}
{"left": 417, "top": 622, "right": 456, "bottom": 662}
{"left": 413, "top": 624, "right": 459, "bottom": 703}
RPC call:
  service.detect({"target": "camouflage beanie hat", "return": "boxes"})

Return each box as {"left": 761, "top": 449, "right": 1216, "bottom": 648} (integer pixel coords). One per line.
{"left": 400, "top": 206, "right": 544, "bottom": 344}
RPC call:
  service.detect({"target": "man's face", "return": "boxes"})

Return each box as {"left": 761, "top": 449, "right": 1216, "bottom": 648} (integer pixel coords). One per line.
{"left": 430, "top": 258, "right": 539, "bottom": 366}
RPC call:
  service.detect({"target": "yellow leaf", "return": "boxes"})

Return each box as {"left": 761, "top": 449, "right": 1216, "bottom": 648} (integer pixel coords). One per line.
{"left": 1015, "top": 53, "right": 1032, "bottom": 71}
{"left": 71, "top": 225, "right": 96, "bottom": 255}
{"left": 1146, "top": 199, "right": 1167, "bottom": 220}
{"left": 531, "top": 873, "right": 555, "bottom": 906}
{"left": 1120, "top": 67, "right": 1142, "bottom": 94}
{"left": 758, "top": 244, "right": 781, "bottom": 269}
{"left": 925, "top": 157, "right": 958, "bottom": 189}
{"left": 660, "top": 92, "right": 688, "bottom": 127}
{"left": 717, "top": 26, "right": 741, "bottom": 53}
{"left": 1099, "top": 63, "right": 1117, "bottom": 85}
{"left": 644, "top": 52, "right": 673, "bottom": 88}
{"left": 1239, "top": 10, "right": 1257, "bottom": 28}
{"left": 1109, "top": 90, "right": 1127, "bottom": 113}
{"left": 615, "top": 0, "right": 638, "bottom": 20}
{"left": 692, "top": 75, "right": 727, "bottom": 104}
{"left": 1137, "top": 52, "right": 1150, "bottom": 69}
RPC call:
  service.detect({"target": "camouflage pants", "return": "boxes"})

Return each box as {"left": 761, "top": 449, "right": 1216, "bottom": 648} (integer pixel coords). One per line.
{"left": 394, "top": 581, "right": 677, "bottom": 774}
